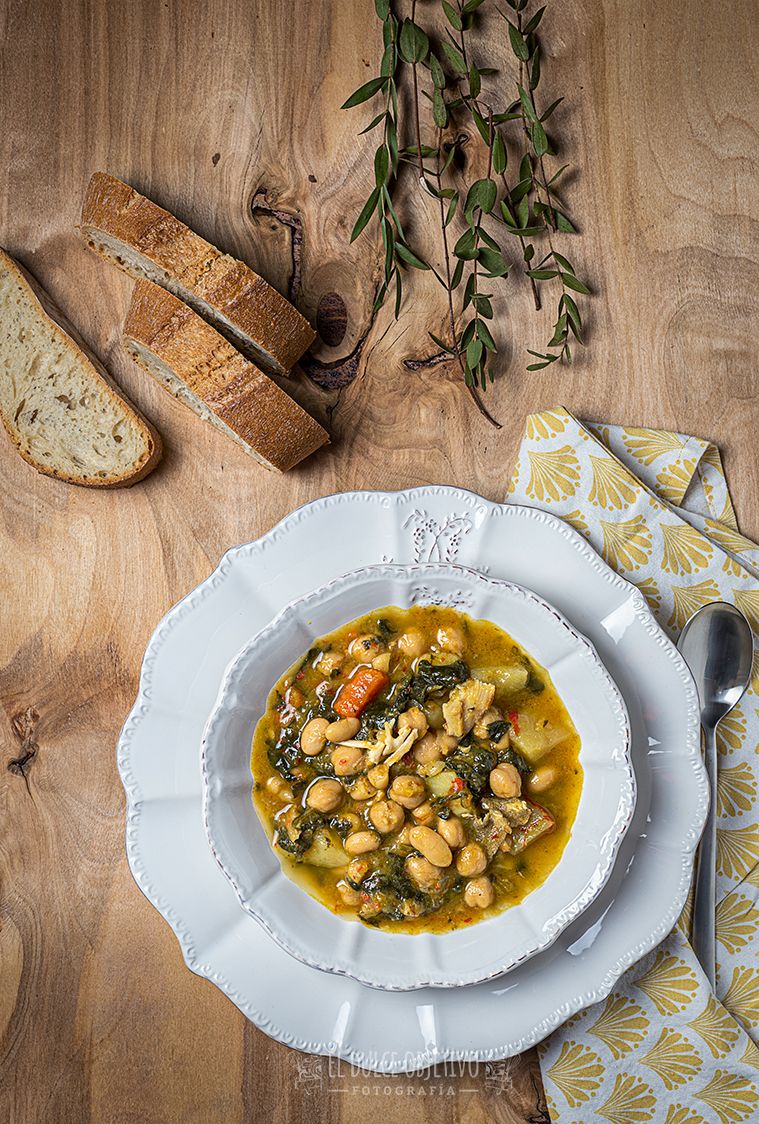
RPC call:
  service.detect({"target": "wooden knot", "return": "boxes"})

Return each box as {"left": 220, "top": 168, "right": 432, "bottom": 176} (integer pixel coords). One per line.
{"left": 316, "top": 292, "right": 348, "bottom": 349}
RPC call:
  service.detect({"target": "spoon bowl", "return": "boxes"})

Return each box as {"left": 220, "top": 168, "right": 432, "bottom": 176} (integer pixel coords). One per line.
{"left": 677, "top": 601, "right": 752, "bottom": 986}
{"left": 678, "top": 602, "right": 753, "bottom": 727}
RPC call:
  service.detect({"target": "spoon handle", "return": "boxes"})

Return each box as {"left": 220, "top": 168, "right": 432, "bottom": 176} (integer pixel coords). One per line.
{"left": 691, "top": 724, "right": 717, "bottom": 989}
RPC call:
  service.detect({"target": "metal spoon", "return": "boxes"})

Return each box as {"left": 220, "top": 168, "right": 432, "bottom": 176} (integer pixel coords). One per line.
{"left": 677, "top": 601, "right": 753, "bottom": 987}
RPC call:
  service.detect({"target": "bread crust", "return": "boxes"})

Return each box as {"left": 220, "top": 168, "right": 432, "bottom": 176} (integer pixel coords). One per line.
{"left": 124, "top": 279, "right": 328, "bottom": 473}
{"left": 80, "top": 173, "right": 316, "bottom": 374}
{"left": 0, "top": 248, "right": 161, "bottom": 487}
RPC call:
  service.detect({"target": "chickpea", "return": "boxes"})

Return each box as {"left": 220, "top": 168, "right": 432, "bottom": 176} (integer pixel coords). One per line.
{"left": 369, "top": 799, "right": 405, "bottom": 834}
{"left": 316, "top": 650, "right": 343, "bottom": 675}
{"left": 411, "top": 800, "right": 436, "bottom": 825}
{"left": 436, "top": 815, "right": 466, "bottom": 849}
{"left": 300, "top": 717, "right": 329, "bottom": 756}
{"left": 345, "top": 830, "right": 381, "bottom": 855}
{"left": 489, "top": 763, "right": 522, "bottom": 798}
{"left": 372, "top": 652, "right": 391, "bottom": 672}
{"left": 286, "top": 685, "right": 305, "bottom": 708}
{"left": 398, "top": 707, "right": 429, "bottom": 737}
{"left": 464, "top": 875, "right": 494, "bottom": 909}
{"left": 349, "top": 634, "right": 383, "bottom": 661}
{"left": 347, "top": 857, "right": 371, "bottom": 884}
{"left": 405, "top": 854, "right": 441, "bottom": 891}
{"left": 409, "top": 825, "right": 453, "bottom": 868}
{"left": 367, "top": 763, "right": 389, "bottom": 790}
{"left": 456, "top": 843, "right": 487, "bottom": 877}
{"left": 437, "top": 624, "right": 465, "bottom": 656}
{"left": 348, "top": 775, "right": 375, "bottom": 802}
{"left": 331, "top": 745, "right": 365, "bottom": 776}
{"left": 528, "top": 765, "right": 559, "bottom": 794}
{"left": 337, "top": 880, "right": 362, "bottom": 906}
{"left": 325, "top": 716, "right": 360, "bottom": 743}
{"left": 389, "top": 774, "right": 427, "bottom": 809}
{"left": 265, "top": 775, "right": 294, "bottom": 802}
{"left": 424, "top": 700, "right": 445, "bottom": 730}
{"left": 414, "top": 732, "right": 442, "bottom": 766}
{"left": 396, "top": 629, "right": 425, "bottom": 658}
{"left": 306, "top": 778, "right": 343, "bottom": 812}
{"left": 437, "top": 733, "right": 459, "bottom": 755}
{"left": 340, "top": 812, "right": 363, "bottom": 833}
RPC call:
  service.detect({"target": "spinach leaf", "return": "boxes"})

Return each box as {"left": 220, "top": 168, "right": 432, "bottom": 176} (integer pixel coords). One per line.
{"left": 485, "top": 721, "right": 530, "bottom": 773}
{"left": 267, "top": 737, "right": 301, "bottom": 781}
{"left": 446, "top": 744, "right": 496, "bottom": 797}
{"left": 274, "top": 809, "right": 323, "bottom": 857}
{"left": 357, "top": 853, "right": 429, "bottom": 921}
{"left": 500, "top": 746, "right": 531, "bottom": 774}
{"left": 307, "top": 749, "right": 337, "bottom": 777}
{"left": 413, "top": 659, "right": 469, "bottom": 693}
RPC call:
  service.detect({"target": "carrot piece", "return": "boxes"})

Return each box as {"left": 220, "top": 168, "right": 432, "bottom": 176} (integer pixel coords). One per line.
{"left": 333, "top": 666, "right": 389, "bottom": 717}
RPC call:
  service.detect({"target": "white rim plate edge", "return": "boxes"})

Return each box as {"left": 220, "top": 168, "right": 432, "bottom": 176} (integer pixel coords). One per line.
{"left": 117, "top": 487, "right": 707, "bottom": 1073}
{"left": 200, "top": 563, "right": 636, "bottom": 990}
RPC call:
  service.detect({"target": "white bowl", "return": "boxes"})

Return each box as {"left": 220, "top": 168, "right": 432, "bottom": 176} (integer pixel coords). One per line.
{"left": 201, "top": 563, "right": 635, "bottom": 991}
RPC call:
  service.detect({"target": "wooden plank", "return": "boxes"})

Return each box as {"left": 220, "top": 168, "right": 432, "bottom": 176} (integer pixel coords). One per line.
{"left": 1, "top": 0, "right": 757, "bottom": 1120}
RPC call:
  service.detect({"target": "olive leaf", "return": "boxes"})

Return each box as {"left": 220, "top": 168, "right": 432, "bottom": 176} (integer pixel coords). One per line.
{"left": 341, "top": 76, "right": 388, "bottom": 109}
{"left": 464, "top": 178, "right": 497, "bottom": 220}
{"left": 442, "top": 0, "right": 463, "bottom": 31}
{"left": 440, "top": 40, "right": 468, "bottom": 75}
{"left": 507, "top": 22, "right": 530, "bottom": 61}
{"left": 399, "top": 18, "right": 429, "bottom": 63}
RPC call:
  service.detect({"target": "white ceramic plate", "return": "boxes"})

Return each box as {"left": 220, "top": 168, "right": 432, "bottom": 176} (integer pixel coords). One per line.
{"left": 202, "top": 563, "right": 635, "bottom": 990}
{"left": 118, "top": 488, "right": 706, "bottom": 1073}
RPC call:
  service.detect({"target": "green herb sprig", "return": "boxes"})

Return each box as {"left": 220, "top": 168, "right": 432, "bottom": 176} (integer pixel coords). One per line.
{"left": 342, "top": 0, "right": 591, "bottom": 423}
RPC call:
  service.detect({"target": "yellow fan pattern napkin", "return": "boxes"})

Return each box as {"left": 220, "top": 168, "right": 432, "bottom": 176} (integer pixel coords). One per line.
{"left": 507, "top": 409, "right": 759, "bottom": 1124}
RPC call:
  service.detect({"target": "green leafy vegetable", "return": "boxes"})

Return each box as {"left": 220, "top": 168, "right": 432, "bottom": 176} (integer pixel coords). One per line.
{"left": 446, "top": 744, "right": 497, "bottom": 797}
{"left": 274, "top": 809, "right": 323, "bottom": 857}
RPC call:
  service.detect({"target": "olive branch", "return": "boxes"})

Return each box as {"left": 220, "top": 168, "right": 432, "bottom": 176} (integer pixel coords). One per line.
{"left": 342, "top": 0, "right": 590, "bottom": 425}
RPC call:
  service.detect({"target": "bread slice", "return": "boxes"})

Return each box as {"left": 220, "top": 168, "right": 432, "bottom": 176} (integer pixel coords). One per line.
{"left": 0, "top": 248, "right": 161, "bottom": 487}
{"left": 80, "top": 172, "right": 316, "bottom": 377}
{"left": 123, "top": 279, "right": 328, "bottom": 473}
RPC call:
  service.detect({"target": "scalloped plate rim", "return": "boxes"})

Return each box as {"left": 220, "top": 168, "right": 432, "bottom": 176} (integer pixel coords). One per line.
{"left": 117, "top": 486, "right": 706, "bottom": 1073}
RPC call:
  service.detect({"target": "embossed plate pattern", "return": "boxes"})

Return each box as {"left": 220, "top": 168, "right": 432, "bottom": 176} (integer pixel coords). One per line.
{"left": 118, "top": 488, "right": 706, "bottom": 1073}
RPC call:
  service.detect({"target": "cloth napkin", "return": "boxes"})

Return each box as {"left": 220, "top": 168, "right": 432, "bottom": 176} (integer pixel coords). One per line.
{"left": 507, "top": 409, "right": 759, "bottom": 1124}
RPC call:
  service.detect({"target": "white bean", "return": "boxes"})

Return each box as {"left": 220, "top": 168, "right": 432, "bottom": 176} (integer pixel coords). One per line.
{"left": 300, "top": 717, "right": 329, "bottom": 756}
{"left": 325, "top": 716, "right": 360, "bottom": 742}
{"left": 409, "top": 826, "right": 452, "bottom": 868}
{"left": 345, "top": 831, "right": 381, "bottom": 855}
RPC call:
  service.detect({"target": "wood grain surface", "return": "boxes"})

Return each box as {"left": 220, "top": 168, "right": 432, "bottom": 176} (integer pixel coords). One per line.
{"left": 1, "top": 1, "right": 757, "bottom": 1121}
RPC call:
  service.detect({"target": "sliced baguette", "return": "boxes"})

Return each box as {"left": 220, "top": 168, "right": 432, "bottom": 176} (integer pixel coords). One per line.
{"left": 0, "top": 248, "right": 161, "bottom": 487}
{"left": 79, "top": 172, "right": 316, "bottom": 376}
{"left": 123, "top": 279, "right": 328, "bottom": 473}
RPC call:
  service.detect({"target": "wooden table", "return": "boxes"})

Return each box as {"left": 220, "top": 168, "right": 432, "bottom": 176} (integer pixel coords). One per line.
{"left": 1, "top": 1, "right": 757, "bottom": 1120}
